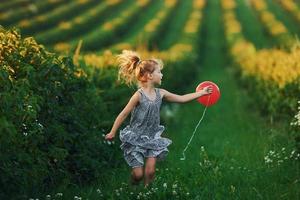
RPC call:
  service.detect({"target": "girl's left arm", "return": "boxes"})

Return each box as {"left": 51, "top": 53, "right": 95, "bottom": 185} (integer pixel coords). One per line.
{"left": 160, "top": 86, "right": 212, "bottom": 103}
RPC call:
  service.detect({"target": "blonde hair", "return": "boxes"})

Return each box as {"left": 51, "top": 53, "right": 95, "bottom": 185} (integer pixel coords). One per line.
{"left": 116, "top": 50, "right": 163, "bottom": 86}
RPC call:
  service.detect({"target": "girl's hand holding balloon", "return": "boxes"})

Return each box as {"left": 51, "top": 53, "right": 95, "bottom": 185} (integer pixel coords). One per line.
{"left": 201, "top": 86, "right": 213, "bottom": 95}
{"left": 196, "top": 81, "right": 220, "bottom": 107}
{"left": 105, "top": 132, "right": 115, "bottom": 141}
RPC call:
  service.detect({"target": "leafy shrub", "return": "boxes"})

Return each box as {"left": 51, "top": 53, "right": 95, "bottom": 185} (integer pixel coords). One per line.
{"left": 0, "top": 27, "right": 124, "bottom": 199}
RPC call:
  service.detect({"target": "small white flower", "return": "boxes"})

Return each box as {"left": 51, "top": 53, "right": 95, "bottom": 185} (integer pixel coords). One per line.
{"left": 186, "top": 192, "right": 190, "bottom": 196}
{"left": 163, "top": 183, "right": 167, "bottom": 188}
{"left": 201, "top": 146, "right": 205, "bottom": 152}
{"left": 74, "top": 196, "right": 82, "bottom": 200}
{"left": 56, "top": 192, "right": 63, "bottom": 197}
{"left": 172, "top": 183, "right": 177, "bottom": 189}
{"left": 46, "top": 194, "right": 51, "bottom": 199}
{"left": 96, "top": 189, "right": 101, "bottom": 193}
{"left": 172, "top": 190, "right": 177, "bottom": 195}
{"left": 291, "top": 150, "right": 295, "bottom": 155}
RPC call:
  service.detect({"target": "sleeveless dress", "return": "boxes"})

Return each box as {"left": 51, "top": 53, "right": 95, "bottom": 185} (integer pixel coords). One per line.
{"left": 119, "top": 88, "right": 172, "bottom": 168}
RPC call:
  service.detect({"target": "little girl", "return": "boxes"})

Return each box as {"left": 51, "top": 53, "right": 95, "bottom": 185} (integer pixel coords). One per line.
{"left": 105, "top": 50, "right": 212, "bottom": 188}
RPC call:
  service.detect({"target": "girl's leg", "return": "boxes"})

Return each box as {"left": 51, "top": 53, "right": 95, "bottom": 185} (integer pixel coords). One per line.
{"left": 144, "top": 157, "right": 157, "bottom": 187}
{"left": 130, "top": 166, "right": 144, "bottom": 186}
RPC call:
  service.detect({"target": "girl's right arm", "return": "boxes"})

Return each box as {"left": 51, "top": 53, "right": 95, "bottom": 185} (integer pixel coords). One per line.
{"left": 105, "top": 91, "right": 140, "bottom": 140}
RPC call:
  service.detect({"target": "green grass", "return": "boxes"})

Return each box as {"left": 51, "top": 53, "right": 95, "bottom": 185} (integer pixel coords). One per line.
{"left": 25, "top": 0, "right": 300, "bottom": 199}
{"left": 235, "top": 0, "right": 274, "bottom": 49}
{"left": 118, "top": 0, "right": 164, "bottom": 45}
{"left": 156, "top": 0, "right": 193, "bottom": 50}
{"left": 266, "top": 0, "right": 300, "bottom": 37}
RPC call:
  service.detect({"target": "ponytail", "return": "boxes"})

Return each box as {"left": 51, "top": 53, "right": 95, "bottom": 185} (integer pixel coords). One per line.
{"left": 116, "top": 50, "right": 164, "bottom": 86}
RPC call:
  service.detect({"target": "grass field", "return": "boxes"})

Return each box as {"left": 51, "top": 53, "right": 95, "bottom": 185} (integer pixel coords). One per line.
{"left": 1, "top": 0, "right": 300, "bottom": 199}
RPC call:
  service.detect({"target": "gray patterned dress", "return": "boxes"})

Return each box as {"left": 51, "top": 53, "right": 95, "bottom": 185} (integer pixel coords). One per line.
{"left": 119, "top": 88, "right": 172, "bottom": 168}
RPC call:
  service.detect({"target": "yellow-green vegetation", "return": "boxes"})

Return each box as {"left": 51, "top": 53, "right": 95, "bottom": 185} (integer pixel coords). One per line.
{"left": 1, "top": 0, "right": 300, "bottom": 198}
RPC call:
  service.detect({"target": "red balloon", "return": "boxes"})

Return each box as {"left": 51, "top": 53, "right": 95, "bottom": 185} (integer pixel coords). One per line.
{"left": 196, "top": 81, "right": 220, "bottom": 107}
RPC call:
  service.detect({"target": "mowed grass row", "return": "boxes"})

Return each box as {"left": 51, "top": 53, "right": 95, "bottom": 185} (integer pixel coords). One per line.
{"left": 65, "top": 0, "right": 155, "bottom": 52}
{"left": 78, "top": 0, "right": 205, "bottom": 69}
{"left": 0, "top": 0, "right": 71, "bottom": 28}
{"left": 234, "top": 0, "right": 300, "bottom": 46}
{"left": 3, "top": 0, "right": 299, "bottom": 54}
{"left": 155, "top": 0, "right": 193, "bottom": 50}
{"left": 35, "top": 0, "right": 127, "bottom": 45}
{"left": 278, "top": 0, "right": 300, "bottom": 26}
{"left": 0, "top": 0, "right": 21, "bottom": 12}
{"left": 2, "top": 0, "right": 97, "bottom": 35}
{"left": 105, "top": 0, "right": 166, "bottom": 51}
{"left": 52, "top": 0, "right": 182, "bottom": 53}
{"left": 266, "top": 0, "right": 300, "bottom": 36}
{"left": 235, "top": 0, "right": 274, "bottom": 48}
{"left": 0, "top": 0, "right": 61, "bottom": 23}
{"left": 104, "top": 0, "right": 182, "bottom": 53}
{"left": 249, "top": 0, "right": 295, "bottom": 46}
{"left": 103, "top": 0, "right": 203, "bottom": 53}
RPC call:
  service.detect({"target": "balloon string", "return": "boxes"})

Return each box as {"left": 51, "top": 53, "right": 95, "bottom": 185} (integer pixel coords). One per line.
{"left": 180, "top": 95, "right": 211, "bottom": 161}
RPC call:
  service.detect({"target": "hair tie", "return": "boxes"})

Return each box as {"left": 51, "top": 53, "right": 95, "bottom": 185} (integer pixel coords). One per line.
{"left": 134, "top": 60, "right": 142, "bottom": 68}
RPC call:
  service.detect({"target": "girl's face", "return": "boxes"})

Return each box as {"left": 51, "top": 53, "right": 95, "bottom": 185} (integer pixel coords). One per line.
{"left": 150, "top": 65, "right": 163, "bottom": 85}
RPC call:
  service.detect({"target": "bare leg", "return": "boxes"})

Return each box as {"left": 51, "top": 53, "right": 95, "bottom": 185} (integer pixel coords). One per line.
{"left": 130, "top": 167, "right": 143, "bottom": 186}
{"left": 144, "top": 157, "right": 157, "bottom": 187}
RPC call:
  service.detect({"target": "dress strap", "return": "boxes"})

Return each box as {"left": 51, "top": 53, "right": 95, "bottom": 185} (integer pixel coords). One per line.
{"left": 137, "top": 88, "right": 145, "bottom": 99}
{"left": 137, "top": 88, "right": 144, "bottom": 95}
{"left": 155, "top": 88, "right": 161, "bottom": 99}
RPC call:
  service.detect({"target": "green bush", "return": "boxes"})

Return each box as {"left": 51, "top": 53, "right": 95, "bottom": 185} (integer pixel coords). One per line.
{"left": 0, "top": 27, "right": 124, "bottom": 199}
